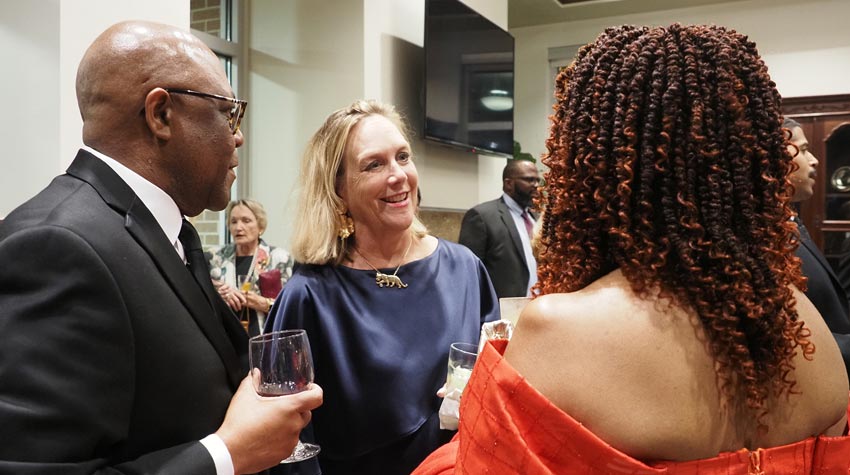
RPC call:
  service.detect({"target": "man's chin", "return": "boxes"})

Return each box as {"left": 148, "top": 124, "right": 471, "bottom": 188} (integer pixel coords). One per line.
{"left": 791, "top": 191, "right": 814, "bottom": 203}
{"left": 207, "top": 202, "right": 229, "bottom": 213}
{"left": 208, "top": 192, "right": 233, "bottom": 212}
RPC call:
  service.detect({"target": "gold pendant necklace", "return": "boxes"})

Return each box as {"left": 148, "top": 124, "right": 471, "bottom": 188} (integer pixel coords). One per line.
{"left": 354, "top": 237, "right": 413, "bottom": 289}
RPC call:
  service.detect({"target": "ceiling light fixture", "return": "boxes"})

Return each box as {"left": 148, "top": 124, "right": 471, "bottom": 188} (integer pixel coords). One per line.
{"left": 480, "top": 89, "right": 513, "bottom": 112}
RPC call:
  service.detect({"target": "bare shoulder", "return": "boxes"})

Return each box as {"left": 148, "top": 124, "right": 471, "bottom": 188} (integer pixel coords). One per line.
{"left": 787, "top": 287, "right": 848, "bottom": 396}
{"left": 770, "top": 287, "right": 849, "bottom": 440}
{"left": 504, "top": 272, "right": 687, "bottom": 407}
{"left": 503, "top": 271, "right": 726, "bottom": 459}
{"left": 505, "top": 272, "right": 665, "bottom": 370}
{"left": 502, "top": 279, "right": 850, "bottom": 459}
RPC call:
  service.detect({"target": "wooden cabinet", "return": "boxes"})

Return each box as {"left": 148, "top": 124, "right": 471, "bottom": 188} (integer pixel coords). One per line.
{"left": 783, "top": 94, "right": 850, "bottom": 271}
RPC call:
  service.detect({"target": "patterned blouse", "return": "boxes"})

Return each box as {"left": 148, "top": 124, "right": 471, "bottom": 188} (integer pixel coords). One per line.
{"left": 205, "top": 239, "right": 295, "bottom": 308}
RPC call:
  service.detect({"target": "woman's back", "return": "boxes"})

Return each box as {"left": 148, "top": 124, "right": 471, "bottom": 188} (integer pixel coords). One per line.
{"left": 504, "top": 269, "right": 848, "bottom": 461}
{"left": 413, "top": 23, "right": 850, "bottom": 475}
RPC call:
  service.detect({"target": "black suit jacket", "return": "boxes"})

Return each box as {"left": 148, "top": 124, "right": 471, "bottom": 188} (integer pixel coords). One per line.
{"left": 458, "top": 197, "right": 534, "bottom": 298}
{"left": 0, "top": 150, "right": 248, "bottom": 474}
{"left": 796, "top": 224, "right": 850, "bottom": 382}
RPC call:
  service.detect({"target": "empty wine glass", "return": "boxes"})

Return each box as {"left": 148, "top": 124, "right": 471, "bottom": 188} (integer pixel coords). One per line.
{"left": 249, "top": 329, "right": 321, "bottom": 463}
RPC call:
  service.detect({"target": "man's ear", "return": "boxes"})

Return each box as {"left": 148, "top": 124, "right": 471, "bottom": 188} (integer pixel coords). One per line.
{"left": 144, "top": 88, "right": 173, "bottom": 140}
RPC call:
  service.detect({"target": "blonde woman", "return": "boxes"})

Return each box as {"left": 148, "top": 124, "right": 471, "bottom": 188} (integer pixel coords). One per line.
{"left": 265, "top": 100, "right": 499, "bottom": 475}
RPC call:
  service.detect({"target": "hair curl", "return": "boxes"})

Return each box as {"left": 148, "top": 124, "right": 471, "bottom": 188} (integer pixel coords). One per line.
{"left": 537, "top": 24, "right": 812, "bottom": 421}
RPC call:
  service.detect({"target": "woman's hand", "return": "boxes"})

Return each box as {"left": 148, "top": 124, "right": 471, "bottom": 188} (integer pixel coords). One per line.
{"left": 216, "top": 282, "right": 247, "bottom": 311}
{"left": 244, "top": 292, "right": 273, "bottom": 313}
{"left": 212, "top": 280, "right": 271, "bottom": 313}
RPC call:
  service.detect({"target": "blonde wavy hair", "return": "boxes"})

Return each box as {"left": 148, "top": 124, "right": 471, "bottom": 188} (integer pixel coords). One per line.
{"left": 290, "top": 99, "right": 427, "bottom": 265}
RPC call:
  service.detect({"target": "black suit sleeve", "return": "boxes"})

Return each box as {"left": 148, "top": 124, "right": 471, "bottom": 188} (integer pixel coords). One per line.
{"left": 0, "top": 226, "right": 215, "bottom": 475}
{"left": 458, "top": 208, "right": 487, "bottom": 260}
{"left": 837, "top": 250, "right": 850, "bottom": 301}
{"left": 834, "top": 332, "right": 850, "bottom": 383}
{"left": 826, "top": 251, "right": 850, "bottom": 383}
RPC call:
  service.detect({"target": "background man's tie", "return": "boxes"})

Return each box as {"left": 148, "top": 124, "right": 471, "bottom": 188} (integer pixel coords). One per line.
{"left": 521, "top": 210, "right": 534, "bottom": 238}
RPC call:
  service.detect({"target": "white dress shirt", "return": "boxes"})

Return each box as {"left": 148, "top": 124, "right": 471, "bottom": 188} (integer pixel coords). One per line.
{"left": 81, "top": 146, "right": 234, "bottom": 475}
{"left": 502, "top": 193, "right": 538, "bottom": 295}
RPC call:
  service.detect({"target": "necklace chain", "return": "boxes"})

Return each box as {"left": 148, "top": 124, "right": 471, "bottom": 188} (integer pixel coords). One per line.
{"left": 354, "top": 237, "right": 413, "bottom": 289}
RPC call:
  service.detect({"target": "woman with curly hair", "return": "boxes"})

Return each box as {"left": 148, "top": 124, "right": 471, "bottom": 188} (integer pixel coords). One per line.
{"left": 414, "top": 24, "right": 849, "bottom": 474}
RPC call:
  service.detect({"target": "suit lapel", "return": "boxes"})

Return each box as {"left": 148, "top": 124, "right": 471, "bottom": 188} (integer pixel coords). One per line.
{"left": 67, "top": 150, "right": 246, "bottom": 389}
{"left": 498, "top": 198, "right": 527, "bottom": 268}
{"left": 799, "top": 232, "right": 849, "bottom": 314}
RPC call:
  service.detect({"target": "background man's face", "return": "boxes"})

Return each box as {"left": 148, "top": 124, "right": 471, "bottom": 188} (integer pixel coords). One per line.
{"left": 788, "top": 126, "right": 819, "bottom": 203}
{"left": 505, "top": 161, "right": 540, "bottom": 208}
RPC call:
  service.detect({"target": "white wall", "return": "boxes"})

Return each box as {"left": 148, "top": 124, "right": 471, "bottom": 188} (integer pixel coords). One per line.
{"left": 0, "top": 0, "right": 188, "bottom": 218}
{"left": 512, "top": 0, "right": 850, "bottom": 162}
{"left": 1, "top": 1, "right": 60, "bottom": 218}
{"left": 252, "top": 0, "right": 508, "bottom": 247}
{"left": 59, "top": 1, "right": 190, "bottom": 169}
{"left": 1, "top": 0, "right": 507, "bottom": 237}
{"left": 248, "top": 0, "right": 365, "bottom": 247}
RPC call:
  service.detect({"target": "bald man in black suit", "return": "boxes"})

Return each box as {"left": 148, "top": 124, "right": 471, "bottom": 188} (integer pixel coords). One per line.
{"left": 0, "top": 21, "right": 321, "bottom": 474}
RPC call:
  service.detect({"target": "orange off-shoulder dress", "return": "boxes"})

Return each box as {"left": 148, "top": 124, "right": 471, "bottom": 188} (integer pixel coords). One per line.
{"left": 413, "top": 340, "right": 850, "bottom": 475}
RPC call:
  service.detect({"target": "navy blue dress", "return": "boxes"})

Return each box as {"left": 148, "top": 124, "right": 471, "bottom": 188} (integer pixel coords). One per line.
{"left": 266, "top": 239, "right": 500, "bottom": 475}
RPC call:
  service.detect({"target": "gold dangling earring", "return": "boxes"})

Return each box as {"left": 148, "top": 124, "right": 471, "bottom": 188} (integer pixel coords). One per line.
{"left": 338, "top": 212, "right": 355, "bottom": 240}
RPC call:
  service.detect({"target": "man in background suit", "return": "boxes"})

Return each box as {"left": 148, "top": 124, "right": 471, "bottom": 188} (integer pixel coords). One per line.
{"left": 459, "top": 160, "right": 540, "bottom": 298}
{"left": 786, "top": 118, "right": 850, "bottom": 381}
{"left": 0, "top": 21, "right": 321, "bottom": 474}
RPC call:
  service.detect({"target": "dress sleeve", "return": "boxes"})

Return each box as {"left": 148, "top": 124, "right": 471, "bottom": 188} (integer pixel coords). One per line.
{"left": 410, "top": 434, "right": 460, "bottom": 475}
{"left": 475, "top": 252, "right": 501, "bottom": 326}
{"left": 265, "top": 274, "right": 320, "bottom": 367}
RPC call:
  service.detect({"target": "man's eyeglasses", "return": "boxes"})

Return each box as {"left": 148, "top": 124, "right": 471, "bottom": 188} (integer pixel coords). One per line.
{"left": 165, "top": 88, "right": 247, "bottom": 134}
{"left": 513, "top": 176, "right": 542, "bottom": 185}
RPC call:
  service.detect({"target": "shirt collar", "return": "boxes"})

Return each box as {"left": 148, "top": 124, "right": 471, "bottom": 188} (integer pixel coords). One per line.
{"left": 81, "top": 145, "right": 184, "bottom": 248}
{"left": 502, "top": 193, "right": 526, "bottom": 215}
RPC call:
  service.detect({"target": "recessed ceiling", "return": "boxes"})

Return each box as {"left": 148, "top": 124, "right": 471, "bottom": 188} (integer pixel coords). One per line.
{"left": 509, "top": 0, "right": 751, "bottom": 29}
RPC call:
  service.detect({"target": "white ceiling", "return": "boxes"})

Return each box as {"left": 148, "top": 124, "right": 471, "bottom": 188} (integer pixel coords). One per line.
{"left": 508, "top": 0, "right": 751, "bottom": 28}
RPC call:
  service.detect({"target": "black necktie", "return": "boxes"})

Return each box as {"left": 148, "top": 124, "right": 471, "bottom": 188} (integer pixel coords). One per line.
{"left": 179, "top": 219, "right": 217, "bottom": 309}
{"left": 179, "top": 219, "right": 249, "bottom": 382}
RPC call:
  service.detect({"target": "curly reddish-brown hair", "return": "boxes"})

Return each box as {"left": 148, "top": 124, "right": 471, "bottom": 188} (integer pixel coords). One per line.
{"left": 538, "top": 24, "right": 812, "bottom": 418}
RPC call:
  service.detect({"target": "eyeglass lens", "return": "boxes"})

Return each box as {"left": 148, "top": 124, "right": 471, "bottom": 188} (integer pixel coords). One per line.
{"left": 231, "top": 102, "right": 246, "bottom": 134}
{"left": 165, "top": 88, "right": 245, "bottom": 134}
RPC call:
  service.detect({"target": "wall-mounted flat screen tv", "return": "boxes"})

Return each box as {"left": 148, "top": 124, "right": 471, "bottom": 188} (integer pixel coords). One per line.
{"left": 424, "top": 0, "right": 515, "bottom": 158}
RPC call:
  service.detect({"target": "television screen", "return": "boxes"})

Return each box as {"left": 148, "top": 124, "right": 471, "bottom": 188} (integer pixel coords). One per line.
{"left": 424, "top": 0, "right": 514, "bottom": 158}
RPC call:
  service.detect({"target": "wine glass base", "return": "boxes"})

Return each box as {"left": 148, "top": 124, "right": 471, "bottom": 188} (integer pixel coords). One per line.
{"left": 280, "top": 442, "right": 321, "bottom": 463}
